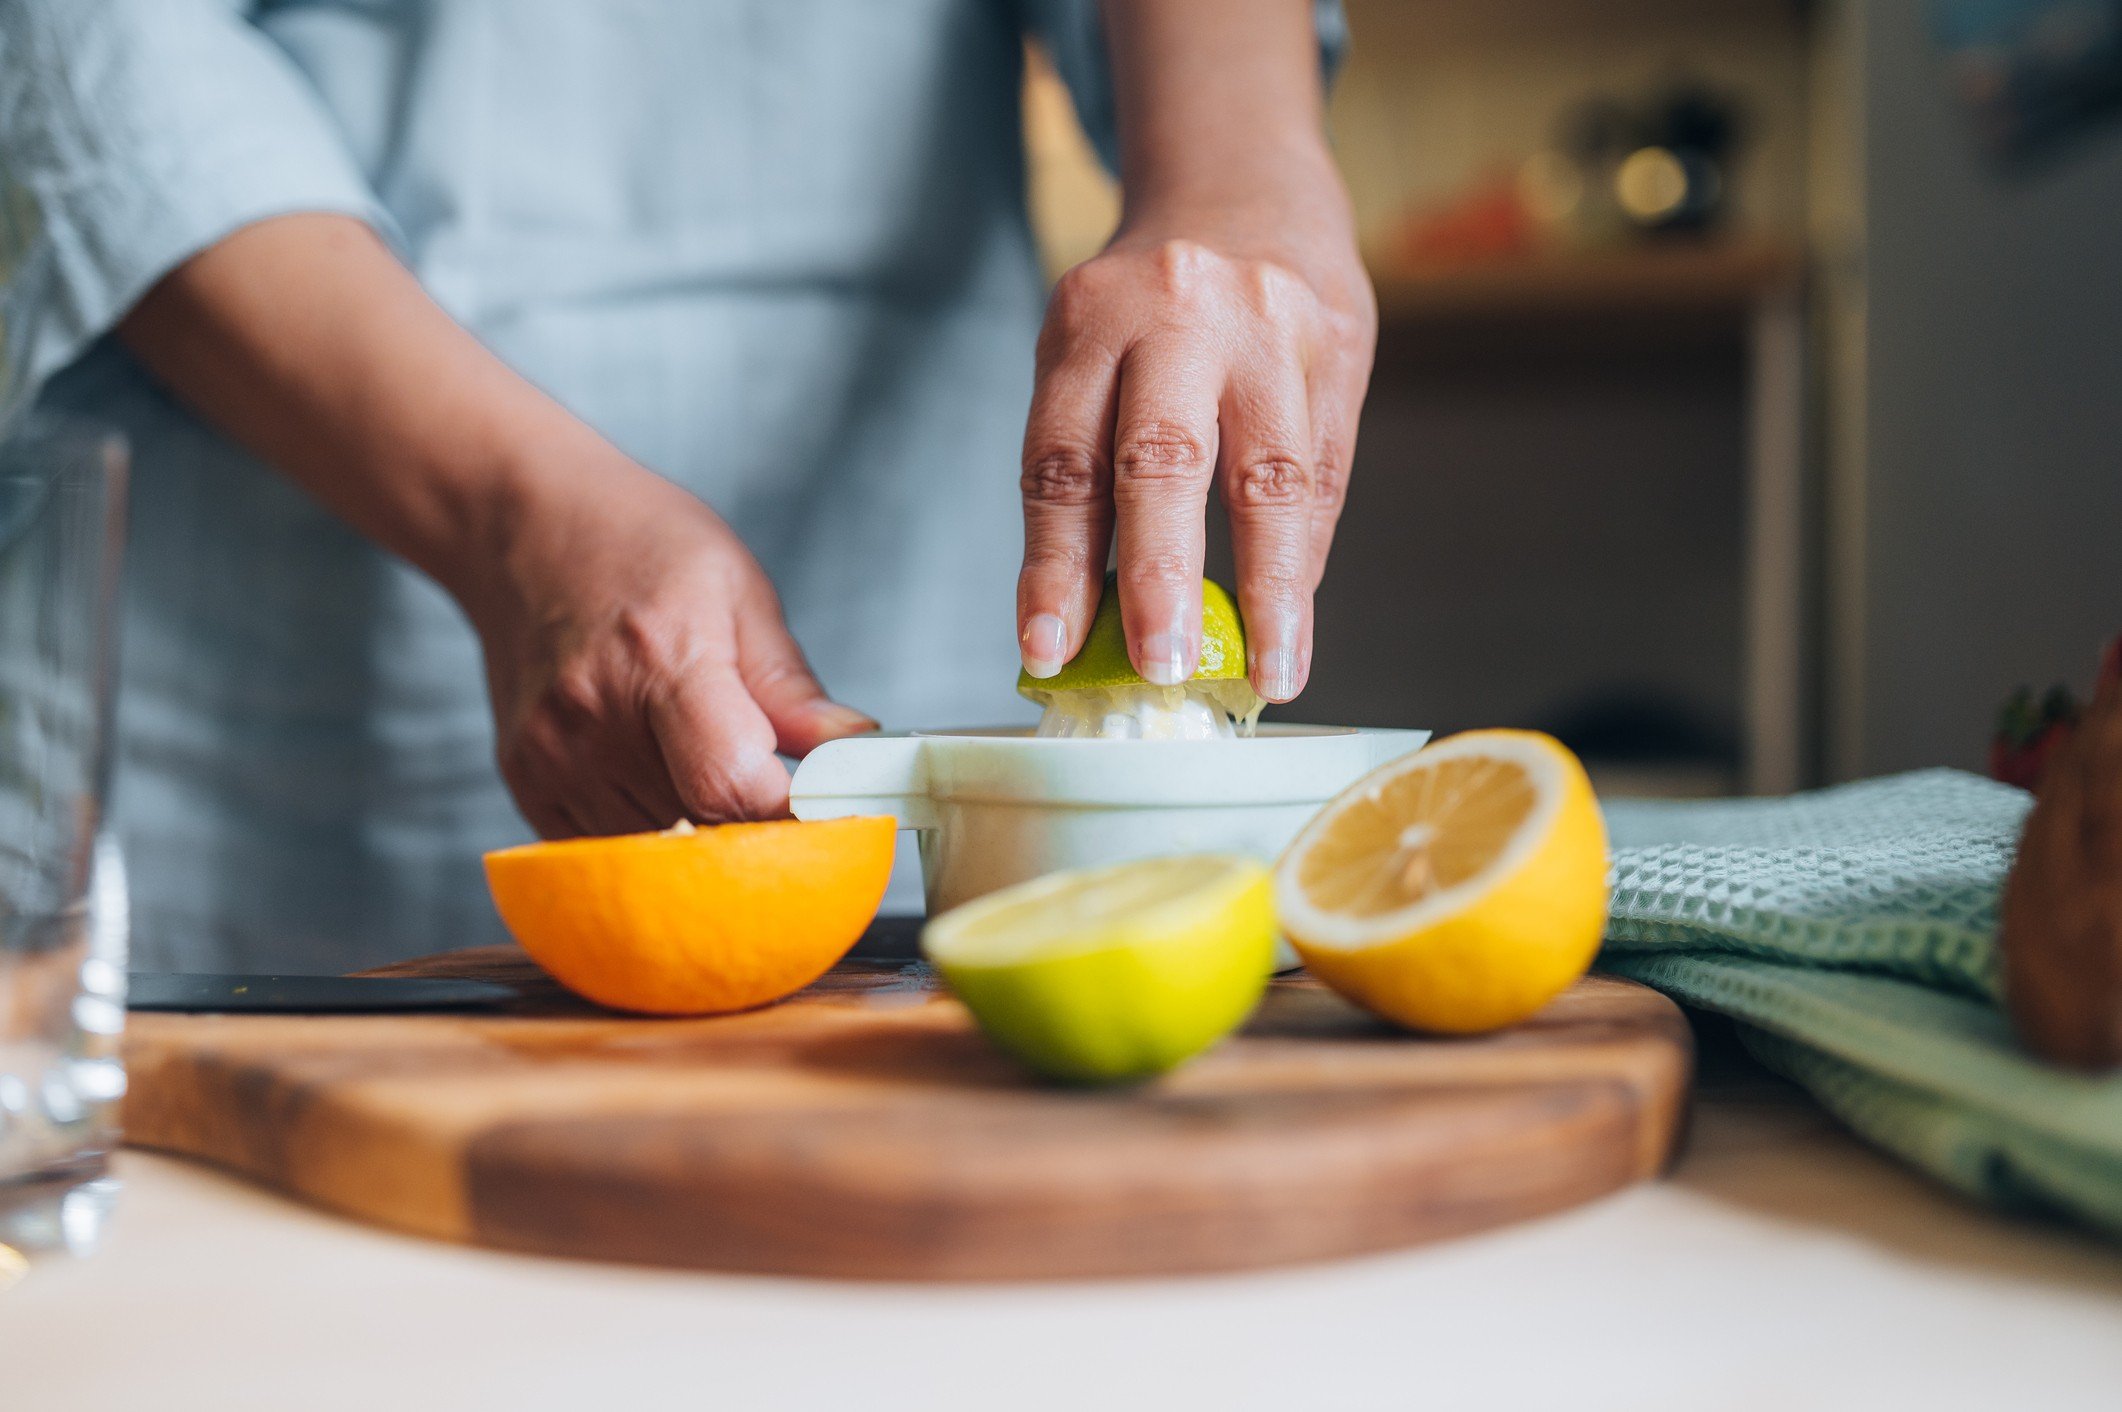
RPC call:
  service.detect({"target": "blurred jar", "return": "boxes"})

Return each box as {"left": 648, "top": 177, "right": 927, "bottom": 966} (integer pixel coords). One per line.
{"left": 1535, "top": 84, "right": 1743, "bottom": 247}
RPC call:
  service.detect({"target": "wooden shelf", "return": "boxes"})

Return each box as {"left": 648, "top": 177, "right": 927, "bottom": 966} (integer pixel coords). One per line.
{"left": 1369, "top": 241, "right": 1802, "bottom": 323}
{"left": 1343, "top": 0, "right": 1805, "bottom": 51}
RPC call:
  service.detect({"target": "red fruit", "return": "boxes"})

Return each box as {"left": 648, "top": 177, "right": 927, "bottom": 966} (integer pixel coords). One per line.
{"left": 1991, "top": 684, "right": 2080, "bottom": 792}
{"left": 1988, "top": 636, "right": 2122, "bottom": 793}
{"left": 1991, "top": 719, "right": 2073, "bottom": 792}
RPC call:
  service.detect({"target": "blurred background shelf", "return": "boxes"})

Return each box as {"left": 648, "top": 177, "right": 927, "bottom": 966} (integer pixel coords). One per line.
{"left": 1583, "top": 760, "right": 1741, "bottom": 801}
{"left": 1023, "top": 0, "right": 2122, "bottom": 796}
{"left": 1347, "top": 0, "right": 1804, "bottom": 46}
{"left": 1368, "top": 240, "right": 1803, "bottom": 324}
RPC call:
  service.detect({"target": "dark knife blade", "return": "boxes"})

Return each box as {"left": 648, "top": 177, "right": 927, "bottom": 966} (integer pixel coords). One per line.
{"left": 127, "top": 973, "right": 518, "bottom": 1013}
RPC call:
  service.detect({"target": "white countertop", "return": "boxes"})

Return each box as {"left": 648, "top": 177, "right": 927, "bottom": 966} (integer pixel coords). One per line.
{"left": 8, "top": 1048, "right": 2121, "bottom": 1412}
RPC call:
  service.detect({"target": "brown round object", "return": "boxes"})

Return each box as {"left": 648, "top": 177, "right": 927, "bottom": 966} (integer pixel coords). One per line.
{"left": 2002, "top": 672, "right": 2122, "bottom": 1070}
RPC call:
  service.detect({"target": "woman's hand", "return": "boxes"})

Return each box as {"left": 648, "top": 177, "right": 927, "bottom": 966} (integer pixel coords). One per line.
{"left": 463, "top": 436, "right": 874, "bottom": 836}
{"left": 121, "top": 213, "right": 870, "bottom": 837}
{"left": 1014, "top": 1, "right": 1375, "bottom": 704}
{"left": 1016, "top": 201, "right": 1375, "bottom": 701}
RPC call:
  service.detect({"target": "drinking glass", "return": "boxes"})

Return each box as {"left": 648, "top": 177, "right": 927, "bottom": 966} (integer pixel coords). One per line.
{"left": 0, "top": 415, "right": 127, "bottom": 1258}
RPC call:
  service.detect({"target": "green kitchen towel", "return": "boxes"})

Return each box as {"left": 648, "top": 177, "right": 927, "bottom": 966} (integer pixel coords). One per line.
{"left": 1601, "top": 769, "right": 2122, "bottom": 1236}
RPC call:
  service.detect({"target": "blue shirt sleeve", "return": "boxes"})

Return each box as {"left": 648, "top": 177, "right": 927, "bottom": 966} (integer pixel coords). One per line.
{"left": 0, "top": 0, "right": 395, "bottom": 425}
{"left": 1021, "top": 0, "right": 1350, "bottom": 174}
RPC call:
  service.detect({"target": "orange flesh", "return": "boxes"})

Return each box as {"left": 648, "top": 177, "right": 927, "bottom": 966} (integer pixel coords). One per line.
{"left": 1295, "top": 757, "right": 1538, "bottom": 918}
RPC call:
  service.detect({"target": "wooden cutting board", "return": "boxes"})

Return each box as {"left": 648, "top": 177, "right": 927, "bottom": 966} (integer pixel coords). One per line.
{"left": 122, "top": 939, "right": 1692, "bottom": 1280}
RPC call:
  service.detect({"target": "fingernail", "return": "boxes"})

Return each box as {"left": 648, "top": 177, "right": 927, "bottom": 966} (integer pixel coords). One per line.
{"left": 1020, "top": 613, "right": 1068, "bottom": 678}
{"left": 1140, "top": 631, "right": 1194, "bottom": 686}
{"left": 1257, "top": 647, "right": 1300, "bottom": 703}
{"left": 812, "top": 703, "right": 878, "bottom": 736}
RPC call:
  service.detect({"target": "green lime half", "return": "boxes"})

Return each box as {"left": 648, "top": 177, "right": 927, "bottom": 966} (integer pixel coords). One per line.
{"left": 923, "top": 855, "right": 1277, "bottom": 1084}
{"left": 1018, "top": 574, "right": 1262, "bottom": 723}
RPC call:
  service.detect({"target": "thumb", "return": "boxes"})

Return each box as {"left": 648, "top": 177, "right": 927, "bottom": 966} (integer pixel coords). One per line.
{"left": 735, "top": 594, "right": 877, "bottom": 757}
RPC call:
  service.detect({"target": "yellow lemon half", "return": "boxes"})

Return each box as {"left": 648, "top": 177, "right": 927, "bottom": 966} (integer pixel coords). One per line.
{"left": 1275, "top": 729, "right": 1610, "bottom": 1033}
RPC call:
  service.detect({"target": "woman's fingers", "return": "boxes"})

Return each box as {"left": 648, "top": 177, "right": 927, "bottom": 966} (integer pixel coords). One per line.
{"left": 1017, "top": 325, "right": 1119, "bottom": 677}
{"left": 1303, "top": 335, "right": 1369, "bottom": 593}
{"left": 503, "top": 641, "right": 851, "bottom": 837}
{"left": 1019, "top": 230, "right": 1372, "bottom": 706}
{"left": 648, "top": 659, "right": 796, "bottom": 822}
{"left": 506, "top": 770, "right": 584, "bottom": 841}
{"left": 1111, "top": 332, "right": 1221, "bottom": 684}
{"left": 1220, "top": 354, "right": 1315, "bottom": 703}
{"left": 506, "top": 758, "right": 658, "bottom": 838}
{"left": 735, "top": 590, "right": 877, "bottom": 756}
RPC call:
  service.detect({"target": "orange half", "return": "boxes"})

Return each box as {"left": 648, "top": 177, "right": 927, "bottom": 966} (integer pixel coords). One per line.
{"left": 484, "top": 816, "right": 895, "bottom": 1015}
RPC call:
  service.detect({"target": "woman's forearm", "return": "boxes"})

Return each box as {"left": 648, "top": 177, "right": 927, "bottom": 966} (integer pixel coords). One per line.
{"left": 118, "top": 211, "right": 870, "bottom": 829}
{"left": 1102, "top": 0, "right": 1343, "bottom": 226}
{"left": 117, "top": 213, "right": 582, "bottom": 608}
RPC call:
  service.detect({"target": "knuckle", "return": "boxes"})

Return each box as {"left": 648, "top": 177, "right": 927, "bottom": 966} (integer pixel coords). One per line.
{"left": 1113, "top": 420, "right": 1211, "bottom": 484}
{"left": 1311, "top": 454, "right": 1351, "bottom": 515}
{"left": 1044, "top": 263, "right": 1104, "bottom": 336}
{"left": 1325, "top": 286, "right": 1378, "bottom": 348}
{"left": 1119, "top": 550, "right": 1198, "bottom": 592}
{"left": 1225, "top": 455, "right": 1311, "bottom": 509}
{"left": 540, "top": 662, "right": 605, "bottom": 727}
{"left": 1351, "top": 275, "right": 1381, "bottom": 334}
{"left": 1042, "top": 260, "right": 1135, "bottom": 355}
{"left": 745, "top": 655, "right": 814, "bottom": 704}
{"left": 1246, "top": 562, "right": 1309, "bottom": 600}
{"left": 1020, "top": 442, "right": 1108, "bottom": 505}
{"left": 1149, "top": 239, "right": 1217, "bottom": 301}
{"left": 1237, "top": 259, "right": 1308, "bottom": 321}
{"left": 613, "top": 607, "right": 680, "bottom": 677}
{"left": 1020, "top": 540, "right": 1094, "bottom": 579}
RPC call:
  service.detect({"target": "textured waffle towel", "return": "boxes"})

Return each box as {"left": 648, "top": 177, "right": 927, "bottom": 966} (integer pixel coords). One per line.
{"left": 1602, "top": 769, "right": 2122, "bottom": 1235}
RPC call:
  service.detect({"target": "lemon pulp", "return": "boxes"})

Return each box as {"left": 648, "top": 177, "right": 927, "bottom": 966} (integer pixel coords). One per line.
{"left": 1293, "top": 751, "right": 1543, "bottom": 917}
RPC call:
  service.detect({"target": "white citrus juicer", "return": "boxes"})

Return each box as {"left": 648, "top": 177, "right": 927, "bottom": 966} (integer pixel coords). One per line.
{"left": 788, "top": 725, "right": 1430, "bottom": 928}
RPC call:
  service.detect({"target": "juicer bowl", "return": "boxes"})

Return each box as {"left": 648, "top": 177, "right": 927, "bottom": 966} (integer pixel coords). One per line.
{"left": 789, "top": 726, "right": 1430, "bottom": 958}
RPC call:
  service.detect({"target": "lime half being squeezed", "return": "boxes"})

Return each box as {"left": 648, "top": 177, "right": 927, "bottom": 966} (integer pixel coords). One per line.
{"left": 1019, "top": 575, "right": 1264, "bottom": 739}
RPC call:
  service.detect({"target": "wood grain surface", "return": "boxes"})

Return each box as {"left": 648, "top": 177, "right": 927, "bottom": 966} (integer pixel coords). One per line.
{"left": 122, "top": 943, "right": 1693, "bottom": 1280}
